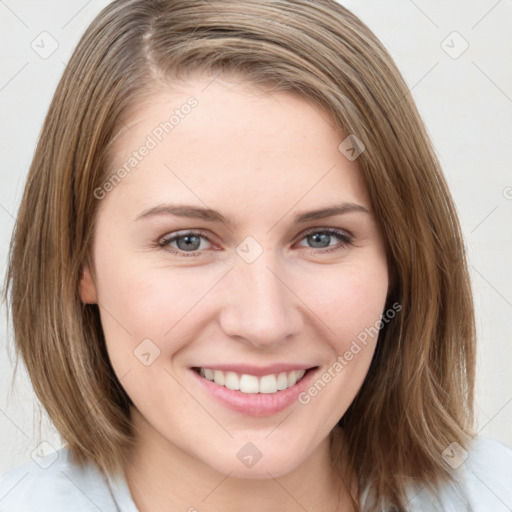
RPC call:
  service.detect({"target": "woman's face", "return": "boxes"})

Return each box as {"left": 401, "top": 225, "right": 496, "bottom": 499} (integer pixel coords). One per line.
{"left": 80, "top": 75, "right": 389, "bottom": 478}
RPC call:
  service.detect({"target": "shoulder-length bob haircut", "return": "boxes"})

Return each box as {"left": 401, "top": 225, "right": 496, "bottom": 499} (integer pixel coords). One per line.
{"left": 5, "top": 0, "right": 476, "bottom": 509}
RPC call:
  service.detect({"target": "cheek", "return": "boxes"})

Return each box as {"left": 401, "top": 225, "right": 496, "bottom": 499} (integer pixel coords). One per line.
{"left": 93, "top": 256, "right": 220, "bottom": 369}
{"left": 91, "top": 250, "right": 164, "bottom": 357}
{"left": 296, "top": 265, "right": 389, "bottom": 422}
{"left": 304, "top": 261, "right": 389, "bottom": 351}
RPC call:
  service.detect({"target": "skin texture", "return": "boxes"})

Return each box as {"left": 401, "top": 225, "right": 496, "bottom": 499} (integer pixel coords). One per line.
{"left": 80, "top": 75, "right": 390, "bottom": 511}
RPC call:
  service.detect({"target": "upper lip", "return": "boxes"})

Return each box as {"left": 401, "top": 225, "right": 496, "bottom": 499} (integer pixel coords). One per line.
{"left": 192, "top": 363, "right": 317, "bottom": 377}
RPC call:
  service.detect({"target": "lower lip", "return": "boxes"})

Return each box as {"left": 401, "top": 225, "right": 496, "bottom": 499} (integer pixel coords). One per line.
{"left": 190, "top": 367, "right": 319, "bottom": 417}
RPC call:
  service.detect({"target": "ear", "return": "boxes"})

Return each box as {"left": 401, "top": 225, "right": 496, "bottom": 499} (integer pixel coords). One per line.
{"left": 79, "top": 264, "right": 98, "bottom": 304}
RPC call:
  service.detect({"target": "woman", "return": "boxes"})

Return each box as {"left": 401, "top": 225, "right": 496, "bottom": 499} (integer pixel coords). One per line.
{"left": 1, "top": 0, "right": 511, "bottom": 510}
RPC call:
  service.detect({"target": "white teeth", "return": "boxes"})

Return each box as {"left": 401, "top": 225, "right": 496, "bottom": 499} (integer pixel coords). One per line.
{"left": 224, "top": 371, "right": 240, "bottom": 391}
{"left": 240, "top": 374, "right": 259, "bottom": 393}
{"left": 213, "top": 370, "right": 225, "bottom": 386}
{"left": 276, "top": 372, "right": 289, "bottom": 391}
{"left": 259, "top": 374, "right": 278, "bottom": 394}
{"left": 260, "top": 375, "right": 277, "bottom": 393}
{"left": 197, "top": 367, "right": 308, "bottom": 393}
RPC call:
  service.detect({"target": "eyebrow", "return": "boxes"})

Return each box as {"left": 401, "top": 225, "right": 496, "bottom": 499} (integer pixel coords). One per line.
{"left": 134, "top": 202, "right": 370, "bottom": 226}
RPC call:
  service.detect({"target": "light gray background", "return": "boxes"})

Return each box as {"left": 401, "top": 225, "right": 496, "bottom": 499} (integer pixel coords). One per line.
{"left": 1, "top": 0, "right": 511, "bottom": 474}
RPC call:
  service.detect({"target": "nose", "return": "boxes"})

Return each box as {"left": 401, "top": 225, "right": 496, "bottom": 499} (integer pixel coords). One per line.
{"left": 217, "top": 250, "right": 303, "bottom": 349}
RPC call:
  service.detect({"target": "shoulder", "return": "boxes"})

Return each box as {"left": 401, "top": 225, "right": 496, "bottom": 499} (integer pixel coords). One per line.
{"left": 0, "top": 447, "right": 124, "bottom": 511}
{"left": 407, "top": 436, "right": 512, "bottom": 511}
{"left": 462, "top": 437, "right": 512, "bottom": 509}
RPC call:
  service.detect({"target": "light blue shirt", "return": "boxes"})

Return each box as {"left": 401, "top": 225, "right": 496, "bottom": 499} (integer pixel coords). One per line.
{"left": 1, "top": 437, "right": 511, "bottom": 511}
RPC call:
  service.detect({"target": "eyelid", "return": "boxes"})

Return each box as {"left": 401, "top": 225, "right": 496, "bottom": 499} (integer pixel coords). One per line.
{"left": 298, "top": 226, "right": 353, "bottom": 242}
{"left": 157, "top": 229, "right": 215, "bottom": 248}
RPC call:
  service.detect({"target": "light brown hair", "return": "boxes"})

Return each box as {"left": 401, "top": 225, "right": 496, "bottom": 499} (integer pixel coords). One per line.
{"left": 4, "top": 0, "right": 476, "bottom": 509}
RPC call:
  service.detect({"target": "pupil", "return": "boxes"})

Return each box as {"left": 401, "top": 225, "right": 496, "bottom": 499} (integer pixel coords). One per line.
{"left": 309, "top": 233, "right": 329, "bottom": 248}
{"left": 177, "top": 235, "right": 200, "bottom": 251}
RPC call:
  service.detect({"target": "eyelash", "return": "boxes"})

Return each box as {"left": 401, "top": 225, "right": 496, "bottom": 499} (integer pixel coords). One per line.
{"left": 156, "top": 228, "right": 353, "bottom": 258}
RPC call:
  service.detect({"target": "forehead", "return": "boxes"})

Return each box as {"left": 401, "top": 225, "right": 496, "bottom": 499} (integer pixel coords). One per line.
{"left": 103, "top": 76, "right": 371, "bottom": 219}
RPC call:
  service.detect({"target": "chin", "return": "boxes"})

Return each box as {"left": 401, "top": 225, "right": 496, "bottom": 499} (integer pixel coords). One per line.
{"left": 215, "top": 456, "right": 302, "bottom": 480}
{"left": 197, "top": 438, "right": 311, "bottom": 480}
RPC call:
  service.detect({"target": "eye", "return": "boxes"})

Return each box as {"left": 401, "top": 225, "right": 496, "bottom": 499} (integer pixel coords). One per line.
{"left": 157, "top": 230, "right": 213, "bottom": 257}
{"left": 156, "top": 228, "right": 353, "bottom": 257}
{"left": 296, "top": 228, "right": 353, "bottom": 254}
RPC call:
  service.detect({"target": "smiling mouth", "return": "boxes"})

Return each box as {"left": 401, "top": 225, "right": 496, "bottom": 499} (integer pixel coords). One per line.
{"left": 192, "top": 366, "right": 317, "bottom": 394}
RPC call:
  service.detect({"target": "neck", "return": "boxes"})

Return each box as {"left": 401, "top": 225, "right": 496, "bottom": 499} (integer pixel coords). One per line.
{"left": 124, "top": 410, "right": 357, "bottom": 512}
